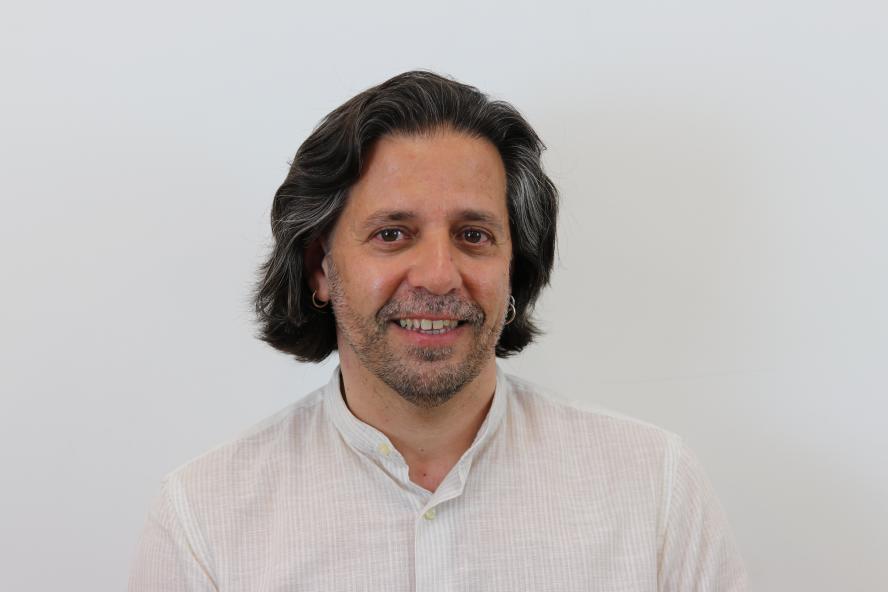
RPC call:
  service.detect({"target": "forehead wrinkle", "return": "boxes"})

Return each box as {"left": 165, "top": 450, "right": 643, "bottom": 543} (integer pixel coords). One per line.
{"left": 344, "top": 132, "right": 509, "bottom": 239}
{"left": 369, "top": 133, "right": 505, "bottom": 194}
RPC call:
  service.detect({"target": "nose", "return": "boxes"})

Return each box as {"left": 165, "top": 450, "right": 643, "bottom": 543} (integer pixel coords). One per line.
{"left": 406, "top": 231, "right": 463, "bottom": 295}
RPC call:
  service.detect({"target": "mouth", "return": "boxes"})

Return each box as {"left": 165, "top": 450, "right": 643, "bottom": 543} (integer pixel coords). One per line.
{"left": 392, "top": 317, "right": 467, "bottom": 335}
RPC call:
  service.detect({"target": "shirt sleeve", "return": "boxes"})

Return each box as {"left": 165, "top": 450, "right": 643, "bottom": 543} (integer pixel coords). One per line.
{"left": 658, "top": 439, "right": 749, "bottom": 592}
{"left": 128, "top": 480, "right": 218, "bottom": 592}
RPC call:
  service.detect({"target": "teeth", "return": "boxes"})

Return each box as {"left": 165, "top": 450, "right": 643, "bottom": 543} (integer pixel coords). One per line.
{"left": 396, "top": 318, "right": 460, "bottom": 333}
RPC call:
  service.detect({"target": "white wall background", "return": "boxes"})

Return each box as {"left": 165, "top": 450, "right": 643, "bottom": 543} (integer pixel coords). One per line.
{"left": 2, "top": 1, "right": 886, "bottom": 589}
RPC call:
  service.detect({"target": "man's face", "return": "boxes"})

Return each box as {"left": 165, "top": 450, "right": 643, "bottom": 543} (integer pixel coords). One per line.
{"left": 313, "top": 130, "right": 512, "bottom": 408}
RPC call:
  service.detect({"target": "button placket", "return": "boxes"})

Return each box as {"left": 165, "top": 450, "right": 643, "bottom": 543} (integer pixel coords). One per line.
{"left": 414, "top": 501, "right": 453, "bottom": 591}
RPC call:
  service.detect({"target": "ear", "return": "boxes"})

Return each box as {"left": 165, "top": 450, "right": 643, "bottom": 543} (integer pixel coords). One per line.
{"left": 304, "top": 239, "right": 331, "bottom": 302}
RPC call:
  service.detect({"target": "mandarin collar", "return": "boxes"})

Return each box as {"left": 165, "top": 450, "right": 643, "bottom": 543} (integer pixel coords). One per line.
{"left": 322, "top": 365, "right": 509, "bottom": 471}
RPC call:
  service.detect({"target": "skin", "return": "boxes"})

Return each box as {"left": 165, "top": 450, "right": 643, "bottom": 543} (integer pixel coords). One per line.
{"left": 310, "top": 129, "right": 512, "bottom": 492}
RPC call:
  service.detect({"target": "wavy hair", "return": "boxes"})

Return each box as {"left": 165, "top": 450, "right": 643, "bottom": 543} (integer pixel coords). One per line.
{"left": 254, "top": 71, "right": 558, "bottom": 361}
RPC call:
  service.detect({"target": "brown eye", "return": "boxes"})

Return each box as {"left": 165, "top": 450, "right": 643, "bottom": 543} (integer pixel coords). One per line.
{"left": 378, "top": 228, "right": 403, "bottom": 242}
{"left": 462, "top": 229, "right": 488, "bottom": 244}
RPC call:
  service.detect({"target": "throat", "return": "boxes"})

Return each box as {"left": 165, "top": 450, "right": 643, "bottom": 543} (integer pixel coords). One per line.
{"left": 407, "top": 459, "right": 456, "bottom": 493}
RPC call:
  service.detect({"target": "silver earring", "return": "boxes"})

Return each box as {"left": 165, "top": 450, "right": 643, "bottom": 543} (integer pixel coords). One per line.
{"left": 311, "top": 291, "right": 329, "bottom": 309}
{"left": 504, "top": 295, "right": 516, "bottom": 325}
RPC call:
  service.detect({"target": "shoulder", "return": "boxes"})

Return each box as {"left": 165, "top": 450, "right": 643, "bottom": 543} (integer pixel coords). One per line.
{"left": 503, "top": 372, "right": 684, "bottom": 466}
{"left": 161, "top": 388, "right": 327, "bottom": 495}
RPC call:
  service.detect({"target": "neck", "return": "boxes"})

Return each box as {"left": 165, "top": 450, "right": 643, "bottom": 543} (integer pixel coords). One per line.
{"left": 338, "top": 349, "right": 497, "bottom": 492}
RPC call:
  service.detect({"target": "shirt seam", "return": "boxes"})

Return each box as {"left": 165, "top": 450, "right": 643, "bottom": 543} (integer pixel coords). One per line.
{"left": 161, "top": 476, "right": 219, "bottom": 589}
{"left": 656, "top": 433, "right": 683, "bottom": 579}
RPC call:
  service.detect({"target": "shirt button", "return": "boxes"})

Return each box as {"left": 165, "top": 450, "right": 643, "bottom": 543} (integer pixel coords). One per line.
{"left": 377, "top": 442, "right": 392, "bottom": 456}
{"left": 423, "top": 508, "right": 437, "bottom": 521}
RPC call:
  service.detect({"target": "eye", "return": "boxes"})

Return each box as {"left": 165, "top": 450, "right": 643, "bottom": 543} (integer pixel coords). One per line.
{"left": 460, "top": 228, "right": 492, "bottom": 245}
{"left": 375, "top": 228, "right": 406, "bottom": 242}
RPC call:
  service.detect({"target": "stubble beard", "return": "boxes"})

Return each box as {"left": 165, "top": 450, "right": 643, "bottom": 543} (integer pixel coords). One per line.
{"left": 326, "top": 262, "right": 505, "bottom": 408}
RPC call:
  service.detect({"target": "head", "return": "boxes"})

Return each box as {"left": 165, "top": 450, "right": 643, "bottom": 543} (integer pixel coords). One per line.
{"left": 254, "top": 71, "right": 558, "bottom": 389}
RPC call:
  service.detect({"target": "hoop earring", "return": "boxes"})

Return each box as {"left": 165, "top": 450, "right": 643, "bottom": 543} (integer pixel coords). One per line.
{"left": 311, "top": 291, "right": 330, "bottom": 310}
{"left": 504, "top": 295, "right": 516, "bottom": 325}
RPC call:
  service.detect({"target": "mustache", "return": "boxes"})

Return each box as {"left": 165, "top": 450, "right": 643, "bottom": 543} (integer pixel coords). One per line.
{"left": 377, "top": 293, "right": 485, "bottom": 324}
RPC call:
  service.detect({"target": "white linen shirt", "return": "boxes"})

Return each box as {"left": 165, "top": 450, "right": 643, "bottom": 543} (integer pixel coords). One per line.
{"left": 129, "top": 367, "right": 748, "bottom": 591}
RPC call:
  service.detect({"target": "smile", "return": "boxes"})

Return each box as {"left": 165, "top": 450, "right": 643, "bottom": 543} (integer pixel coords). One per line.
{"left": 396, "top": 318, "right": 463, "bottom": 334}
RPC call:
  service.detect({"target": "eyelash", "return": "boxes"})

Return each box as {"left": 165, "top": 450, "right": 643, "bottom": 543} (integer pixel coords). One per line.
{"left": 371, "top": 227, "right": 493, "bottom": 246}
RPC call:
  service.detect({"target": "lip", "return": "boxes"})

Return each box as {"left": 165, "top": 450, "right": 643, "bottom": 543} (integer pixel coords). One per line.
{"left": 392, "top": 314, "right": 464, "bottom": 322}
{"left": 389, "top": 319, "right": 467, "bottom": 347}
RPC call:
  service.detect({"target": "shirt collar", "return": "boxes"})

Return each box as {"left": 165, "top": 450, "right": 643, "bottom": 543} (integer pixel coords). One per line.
{"left": 322, "top": 364, "right": 510, "bottom": 470}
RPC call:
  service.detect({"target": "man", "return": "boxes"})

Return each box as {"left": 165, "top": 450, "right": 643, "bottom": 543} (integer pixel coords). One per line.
{"left": 130, "top": 71, "right": 748, "bottom": 591}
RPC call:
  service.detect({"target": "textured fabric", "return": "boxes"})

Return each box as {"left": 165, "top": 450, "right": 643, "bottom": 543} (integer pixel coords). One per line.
{"left": 129, "top": 367, "right": 748, "bottom": 591}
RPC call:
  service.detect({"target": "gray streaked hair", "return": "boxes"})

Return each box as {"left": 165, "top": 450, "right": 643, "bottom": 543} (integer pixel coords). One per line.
{"left": 255, "top": 70, "right": 559, "bottom": 361}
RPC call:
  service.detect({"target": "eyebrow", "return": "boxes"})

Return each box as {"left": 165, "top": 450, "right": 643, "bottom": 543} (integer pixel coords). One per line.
{"left": 361, "top": 210, "right": 418, "bottom": 229}
{"left": 360, "top": 209, "right": 507, "bottom": 235}
{"left": 455, "top": 209, "right": 507, "bottom": 234}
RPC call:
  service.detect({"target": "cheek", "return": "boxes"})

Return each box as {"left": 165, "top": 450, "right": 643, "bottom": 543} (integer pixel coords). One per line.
{"left": 338, "top": 259, "right": 403, "bottom": 305}
{"left": 464, "top": 260, "right": 511, "bottom": 303}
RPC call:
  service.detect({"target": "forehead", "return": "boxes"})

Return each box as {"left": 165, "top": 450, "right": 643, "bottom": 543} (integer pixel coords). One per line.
{"left": 344, "top": 130, "right": 508, "bottom": 221}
